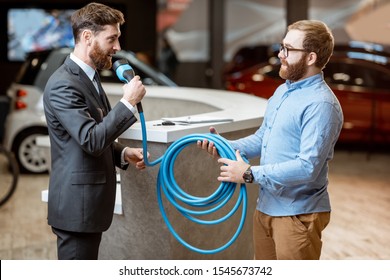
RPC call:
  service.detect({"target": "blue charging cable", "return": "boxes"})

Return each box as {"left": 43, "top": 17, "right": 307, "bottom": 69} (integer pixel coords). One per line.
{"left": 138, "top": 112, "right": 248, "bottom": 254}
{"left": 113, "top": 60, "right": 247, "bottom": 253}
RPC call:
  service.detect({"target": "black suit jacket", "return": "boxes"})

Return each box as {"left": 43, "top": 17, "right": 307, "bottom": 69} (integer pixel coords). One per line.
{"left": 43, "top": 56, "right": 137, "bottom": 232}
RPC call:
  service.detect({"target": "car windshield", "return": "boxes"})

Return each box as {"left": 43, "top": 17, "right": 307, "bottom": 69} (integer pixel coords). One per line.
{"left": 324, "top": 59, "right": 390, "bottom": 90}
{"left": 15, "top": 50, "right": 51, "bottom": 87}
{"left": 14, "top": 48, "right": 178, "bottom": 91}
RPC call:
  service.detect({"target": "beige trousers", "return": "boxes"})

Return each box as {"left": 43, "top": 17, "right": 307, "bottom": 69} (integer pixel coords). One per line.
{"left": 253, "top": 209, "right": 330, "bottom": 260}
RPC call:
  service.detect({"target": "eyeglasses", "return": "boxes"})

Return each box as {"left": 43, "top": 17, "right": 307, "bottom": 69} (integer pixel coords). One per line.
{"left": 279, "top": 44, "right": 307, "bottom": 57}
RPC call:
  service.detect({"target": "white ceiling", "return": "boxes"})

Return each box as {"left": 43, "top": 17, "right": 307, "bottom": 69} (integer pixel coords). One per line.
{"left": 346, "top": 1, "right": 390, "bottom": 45}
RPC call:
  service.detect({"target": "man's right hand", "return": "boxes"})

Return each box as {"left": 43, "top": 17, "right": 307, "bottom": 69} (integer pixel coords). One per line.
{"left": 197, "top": 126, "right": 220, "bottom": 158}
{"left": 122, "top": 75, "right": 146, "bottom": 107}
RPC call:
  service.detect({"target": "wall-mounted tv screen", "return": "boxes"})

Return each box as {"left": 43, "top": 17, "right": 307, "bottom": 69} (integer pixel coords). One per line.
{"left": 7, "top": 8, "right": 75, "bottom": 61}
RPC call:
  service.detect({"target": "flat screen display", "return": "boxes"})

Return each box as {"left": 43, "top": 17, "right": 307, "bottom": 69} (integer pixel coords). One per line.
{"left": 7, "top": 8, "right": 75, "bottom": 61}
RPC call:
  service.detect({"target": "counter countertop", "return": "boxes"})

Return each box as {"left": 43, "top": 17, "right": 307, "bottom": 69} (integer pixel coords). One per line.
{"left": 119, "top": 87, "right": 268, "bottom": 143}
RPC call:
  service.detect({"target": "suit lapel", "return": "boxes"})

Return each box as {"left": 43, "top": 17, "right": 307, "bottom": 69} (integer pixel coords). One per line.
{"left": 65, "top": 57, "right": 108, "bottom": 114}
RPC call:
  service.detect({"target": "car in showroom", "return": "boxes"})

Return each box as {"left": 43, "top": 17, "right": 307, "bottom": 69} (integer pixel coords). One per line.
{"left": 224, "top": 42, "right": 390, "bottom": 147}
{"left": 3, "top": 47, "right": 178, "bottom": 174}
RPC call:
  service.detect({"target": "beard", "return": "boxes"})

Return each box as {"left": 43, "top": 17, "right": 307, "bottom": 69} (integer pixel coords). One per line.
{"left": 90, "top": 41, "right": 112, "bottom": 70}
{"left": 279, "top": 54, "right": 308, "bottom": 82}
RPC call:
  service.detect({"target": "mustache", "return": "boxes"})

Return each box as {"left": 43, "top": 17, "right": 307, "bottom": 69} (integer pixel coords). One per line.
{"left": 280, "top": 59, "right": 289, "bottom": 67}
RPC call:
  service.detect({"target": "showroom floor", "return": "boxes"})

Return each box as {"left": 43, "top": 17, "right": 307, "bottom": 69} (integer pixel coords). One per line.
{"left": 0, "top": 148, "right": 389, "bottom": 260}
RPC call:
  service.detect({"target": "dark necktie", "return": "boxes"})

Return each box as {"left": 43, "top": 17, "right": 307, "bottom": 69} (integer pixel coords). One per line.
{"left": 93, "top": 72, "right": 108, "bottom": 110}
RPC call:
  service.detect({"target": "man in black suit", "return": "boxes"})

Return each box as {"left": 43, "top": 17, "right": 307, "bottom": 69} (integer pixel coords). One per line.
{"left": 43, "top": 2, "right": 147, "bottom": 259}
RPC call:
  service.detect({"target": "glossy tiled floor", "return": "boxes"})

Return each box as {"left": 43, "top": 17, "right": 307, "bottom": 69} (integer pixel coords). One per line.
{"left": 0, "top": 149, "right": 389, "bottom": 260}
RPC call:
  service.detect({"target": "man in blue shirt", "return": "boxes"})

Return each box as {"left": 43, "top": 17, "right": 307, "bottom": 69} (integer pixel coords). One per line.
{"left": 198, "top": 20, "right": 343, "bottom": 259}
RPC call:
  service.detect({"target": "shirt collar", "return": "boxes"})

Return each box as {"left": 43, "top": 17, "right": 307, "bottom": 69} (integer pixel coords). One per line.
{"left": 70, "top": 53, "right": 96, "bottom": 81}
{"left": 285, "top": 72, "right": 324, "bottom": 90}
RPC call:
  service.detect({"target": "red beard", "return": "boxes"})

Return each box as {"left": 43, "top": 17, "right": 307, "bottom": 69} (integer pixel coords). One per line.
{"left": 90, "top": 41, "right": 112, "bottom": 70}
{"left": 279, "top": 54, "right": 308, "bottom": 82}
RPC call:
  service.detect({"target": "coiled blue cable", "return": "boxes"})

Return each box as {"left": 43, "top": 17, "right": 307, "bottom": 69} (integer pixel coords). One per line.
{"left": 139, "top": 112, "right": 247, "bottom": 254}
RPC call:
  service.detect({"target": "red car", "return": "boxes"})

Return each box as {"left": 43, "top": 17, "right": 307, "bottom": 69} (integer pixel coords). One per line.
{"left": 225, "top": 43, "right": 390, "bottom": 146}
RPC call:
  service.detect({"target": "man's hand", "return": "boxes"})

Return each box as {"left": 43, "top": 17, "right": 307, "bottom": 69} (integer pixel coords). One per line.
{"left": 122, "top": 75, "right": 146, "bottom": 107}
{"left": 217, "top": 150, "right": 250, "bottom": 184}
{"left": 124, "top": 147, "right": 149, "bottom": 170}
{"left": 197, "top": 126, "right": 220, "bottom": 158}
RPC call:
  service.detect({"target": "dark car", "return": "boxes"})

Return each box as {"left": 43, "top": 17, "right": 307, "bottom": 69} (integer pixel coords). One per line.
{"left": 224, "top": 42, "right": 390, "bottom": 146}
{"left": 4, "top": 48, "right": 178, "bottom": 174}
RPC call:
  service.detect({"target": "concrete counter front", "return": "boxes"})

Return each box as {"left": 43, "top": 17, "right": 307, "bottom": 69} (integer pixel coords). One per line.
{"left": 98, "top": 87, "right": 267, "bottom": 260}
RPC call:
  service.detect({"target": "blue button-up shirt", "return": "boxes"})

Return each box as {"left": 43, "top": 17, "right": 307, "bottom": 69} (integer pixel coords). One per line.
{"left": 230, "top": 73, "right": 343, "bottom": 216}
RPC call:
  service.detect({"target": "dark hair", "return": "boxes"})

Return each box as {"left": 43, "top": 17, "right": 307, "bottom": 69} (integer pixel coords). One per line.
{"left": 288, "top": 20, "right": 334, "bottom": 69}
{"left": 71, "top": 2, "right": 125, "bottom": 43}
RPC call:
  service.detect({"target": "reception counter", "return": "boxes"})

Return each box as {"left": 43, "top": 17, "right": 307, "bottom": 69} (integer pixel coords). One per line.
{"left": 98, "top": 87, "right": 267, "bottom": 260}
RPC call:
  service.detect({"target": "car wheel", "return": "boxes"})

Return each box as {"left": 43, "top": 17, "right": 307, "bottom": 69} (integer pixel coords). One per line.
{"left": 12, "top": 127, "right": 49, "bottom": 174}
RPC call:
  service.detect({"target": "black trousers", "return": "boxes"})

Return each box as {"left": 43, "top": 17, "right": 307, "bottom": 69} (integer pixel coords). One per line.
{"left": 52, "top": 227, "right": 102, "bottom": 260}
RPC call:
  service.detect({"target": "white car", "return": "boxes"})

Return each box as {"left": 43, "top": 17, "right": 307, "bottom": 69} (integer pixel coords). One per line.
{"left": 4, "top": 48, "right": 177, "bottom": 174}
